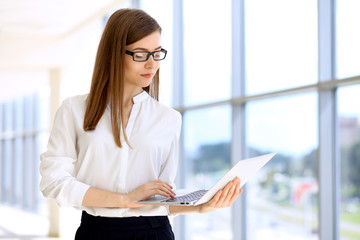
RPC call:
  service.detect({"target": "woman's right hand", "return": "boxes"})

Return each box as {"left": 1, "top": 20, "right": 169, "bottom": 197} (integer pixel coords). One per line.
{"left": 125, "top": 179, "right": 176, "bottom": 208}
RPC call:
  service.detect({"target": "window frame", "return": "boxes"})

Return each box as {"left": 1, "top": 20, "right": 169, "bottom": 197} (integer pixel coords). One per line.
{"left": 141, "top": 0, "right": 360, "bottom": 239}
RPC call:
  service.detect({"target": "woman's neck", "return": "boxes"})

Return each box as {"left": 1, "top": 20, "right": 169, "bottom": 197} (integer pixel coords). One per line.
{"left": 123, "top": 86, "right": 143, "bottom": 107}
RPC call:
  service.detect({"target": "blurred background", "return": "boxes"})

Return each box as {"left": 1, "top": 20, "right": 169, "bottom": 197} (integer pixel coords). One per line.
{"left": 0, "top": 0, "right": 359, "bottom": 239}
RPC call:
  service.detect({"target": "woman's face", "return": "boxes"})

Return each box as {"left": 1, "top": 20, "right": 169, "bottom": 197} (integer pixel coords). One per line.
{"left": 124, "top": 31, "right": 161, "bottom": 91}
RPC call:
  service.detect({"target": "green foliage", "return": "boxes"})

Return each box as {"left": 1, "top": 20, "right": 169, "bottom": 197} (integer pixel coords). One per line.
{"left": 342, "top": 141, "right": 360, "bottom": 199}
{"left": 348, "top": 142, "right": 360, "bottom": 197}
{"left": 191, "top": 142, "right": 230, "bottom": 173}
{"left": 341, "top": 211, "right": 360, "bottom": 224}
{"left": 299, "top": 149, "right": 318, "bottom": 178}
{"left": 190, "top": 140, "right": 360, "bottom": 200}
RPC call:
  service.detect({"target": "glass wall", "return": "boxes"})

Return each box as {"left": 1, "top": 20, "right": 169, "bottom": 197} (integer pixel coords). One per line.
{"left": 336, "top": 0, "right": 360, "bottom": 79}
{"left": 0, "top": 89, "right": 50, "bottom": 214}
{"left": 140, "top": 0, "right": 174, "bottom": 106}
{"left": 338, "top": 85, "right": 360, "bottom": 240}
{"left": 183, "top": 106, "right": 232, "bottom": 239}
{"left": 136, "top": 0, "right": 360, "bottom": 239}
{"left": 1, "top": 102, "right": 13, "bottom": 203}
{"left": 245, "top": 0, "right": 318, "bottom": 95}
{"left": 183, "top": 0, "right": 232, "bottom": 106}
{"left": 246, "top": 93, "right": 319, "bottom": 239}
{"left": 180, "top": 0, "right": 233, "bottom": 238}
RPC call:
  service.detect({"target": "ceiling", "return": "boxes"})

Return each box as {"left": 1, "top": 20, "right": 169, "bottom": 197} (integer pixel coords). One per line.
{"left": 0, "top": 0, "right": 130, "bottom": 102}
{"left": 0, "top": 0, "right": 128, "bottom": 69}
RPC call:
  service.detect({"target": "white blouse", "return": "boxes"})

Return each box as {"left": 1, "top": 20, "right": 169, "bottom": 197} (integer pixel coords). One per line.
{"left": 40, "top": 91, "right": 182, "bottom": 217}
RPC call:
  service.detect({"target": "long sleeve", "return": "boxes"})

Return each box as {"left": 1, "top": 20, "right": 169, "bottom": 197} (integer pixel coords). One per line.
{"left": 157, "top": 112, "right": 181, "bottom": 217}
{"left": 159, "top": 112, "right": 182, "bottom": 188}
{"left": 39, "top": 98, "right": 90, "bottom": 207}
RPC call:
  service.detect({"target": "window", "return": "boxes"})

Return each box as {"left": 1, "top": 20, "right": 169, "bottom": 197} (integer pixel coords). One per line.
{"left": 338, "top": 85, "right": 360, "bottom": 240}
{"left": 0, "top": 89, "right": 50, "bottom": 213}
{"left": 246, "top": 93, "right": 319, "bottom": 240}
{"left": 183, "top": 0, "right": 232, "bottom": 106}
{"left": 336, "top": 0, "right": 360, "bottom": 79}
{"left": 1, "top": 102, "right": 13, "bottom": 203}
{"left": 245, "top": 0, "right": 317, "bottom": 95}
{"left": 13, "top": 98, "right": 24, "bottom": 207}
{"left": 138, "top": 1, "right": 360, "bottom": 239}
{"left": 183, "top": 106, "right": 232, "bottom": 240}
{"left": 140, "top": 0, "right": 174, "bottom": 106}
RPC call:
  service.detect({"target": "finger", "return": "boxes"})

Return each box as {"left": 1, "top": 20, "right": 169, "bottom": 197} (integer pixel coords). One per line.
{"left": 206, "top": 190, "right": 222, "bottom": 208}
{"left": 233, "top": 177, "right": 240, "bottom": 184}
{"left": 231, "top": 177, "right": 241, "bottom": 194}
{"left": 230, "top": 179, "right": 243, "bottom": 204}
{"left": 162, "top": 183, "right": 176, "bottom": 196}
{"left": 209, "top": 190, "right": 222, "bottom": 207}
{"left": 155, "top": 179, "right": 173, "bottom": 189}
{"left": 159, "top": 187, "right": 177, "bottom": 198}
{"left": 223, "top": 181, "right": 237, "bottom": 205}
{"left": 153, "top": 180, "right": 176, "bottom": 197}
{"left": 164, "top": 181, "right": 174, "bottom": 189}
{"left": 228, "top": 182, "right": 242, "bottom": 204}
{"left": 161, "top": 187, "right": 176, "bottom": 198}
{"left": 152, "top": 184, "right": 176, "bottom": 198}
{"left": 157, "top": 183, "right": 176, "bottom": 197}
{"left": 221, "top": 181, "right": 233, "bottom": 196}
{"left": 155, "top": 189, "right": 172, "bottom": 197}
{"left": 216, "top": 181, "right": 233, "bottom": 207}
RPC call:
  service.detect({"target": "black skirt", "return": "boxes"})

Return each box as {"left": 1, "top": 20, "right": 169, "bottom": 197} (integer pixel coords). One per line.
{"left": 75, "top": 211, "right": 175, "bottom": 240}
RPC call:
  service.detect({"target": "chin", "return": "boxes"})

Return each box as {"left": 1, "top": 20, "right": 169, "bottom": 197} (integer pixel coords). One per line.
{"left": 140, "top": 79, "right": 152, "bottom": 88}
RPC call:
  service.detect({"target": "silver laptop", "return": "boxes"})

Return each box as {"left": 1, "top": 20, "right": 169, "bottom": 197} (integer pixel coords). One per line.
{"left": 138, "top": 153, "right": 276, "bottom": 206}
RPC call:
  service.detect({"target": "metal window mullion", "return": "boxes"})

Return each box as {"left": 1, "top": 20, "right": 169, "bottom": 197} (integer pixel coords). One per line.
{"left": 172, "top": 0, "right": 185, "bottom": 239}
{"left": 12, "top": 101, "right": 18, "bottom": 207}
{"left": 318, "top": 0, "right": 338, "bottom": 240}
{"left": 33, "top": 94, "right": 41, "bottom": 212}
{"left": 9, "top": 103, "right": 14, "bottom": 205}
{"left": 172, "top": 0, "right": 184, "bottom": 109}
{"left": 174, "top": 75, "right": 360, "bottom": 113}
{"left": 231, "top": 105, "right": 246, "bottom": 240}
{"left": 131, "top": 0, "right": 140, "bottom": 8}
{"left": 31, "top": 134, "right": 37, "bottom": 211}
{"left": 231, "top": 0, "right": 246, "bottom": 240}
{"left": 0, "top": 147, "right": 1, "bottom": 202}
{"left": 10, "top": 104, "right": 14, "bottom": 205}
{"left": 31, "top": 94, "right": 37, "bottom": 212}
{"left": 0, "top": 104, "right": 2, "bottom": 201}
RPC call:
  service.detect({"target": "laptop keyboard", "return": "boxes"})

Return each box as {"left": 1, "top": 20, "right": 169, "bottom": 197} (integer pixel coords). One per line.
{"left": 162, "top": 190, "right": 208, "bottom": 203}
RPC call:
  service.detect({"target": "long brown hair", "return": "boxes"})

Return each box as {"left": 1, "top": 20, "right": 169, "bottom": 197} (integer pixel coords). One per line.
{"left": 83, "top": 9, "right": 161, "bottom": 148}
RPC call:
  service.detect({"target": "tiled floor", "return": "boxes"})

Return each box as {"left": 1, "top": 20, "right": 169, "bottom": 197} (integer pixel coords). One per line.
{"left": 0, "top": 204, "right": 80, "bottom": 240}
{"left": 0, "top": 204, "right": 49, "bottom": 239}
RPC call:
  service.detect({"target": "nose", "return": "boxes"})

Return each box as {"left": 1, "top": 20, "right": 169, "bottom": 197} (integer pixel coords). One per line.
{"left": 145, "top": 55, "right": 158, "bottom": 69}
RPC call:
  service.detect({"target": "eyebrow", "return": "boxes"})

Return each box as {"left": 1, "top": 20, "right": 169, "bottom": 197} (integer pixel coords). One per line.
{"left": 132, "top": 46, "right": 162, "bottom": 51}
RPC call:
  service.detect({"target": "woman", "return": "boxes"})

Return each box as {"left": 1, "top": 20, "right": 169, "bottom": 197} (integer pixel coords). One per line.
{"left": 40, "top": 8, "right": 242, "bottom": 240}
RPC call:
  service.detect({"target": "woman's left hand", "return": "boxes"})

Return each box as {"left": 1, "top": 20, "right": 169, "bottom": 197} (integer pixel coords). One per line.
{"left": 198, "top": 177, "right": 243, "bottom": 214}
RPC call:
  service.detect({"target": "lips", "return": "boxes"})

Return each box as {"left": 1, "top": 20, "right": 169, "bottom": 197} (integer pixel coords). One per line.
{"left": 141, "top": 73, "right": 154, "bottom": 78}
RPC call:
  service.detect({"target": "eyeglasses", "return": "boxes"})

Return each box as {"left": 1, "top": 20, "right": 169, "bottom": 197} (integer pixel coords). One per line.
{"left": 125, "top": 48, "right": 167, "bottom": 62}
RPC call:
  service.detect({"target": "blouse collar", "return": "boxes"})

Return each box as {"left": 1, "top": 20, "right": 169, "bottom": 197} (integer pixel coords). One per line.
{"left": 105, "top": 91, "right": 149, "bottom": 111}
{"left": 132, "top": 90, "right": 149, "bottom": 104}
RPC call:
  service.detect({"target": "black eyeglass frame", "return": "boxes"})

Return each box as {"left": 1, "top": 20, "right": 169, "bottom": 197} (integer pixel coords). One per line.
{"left": 125, "top": 48, "right": 167, "bottom": 62}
